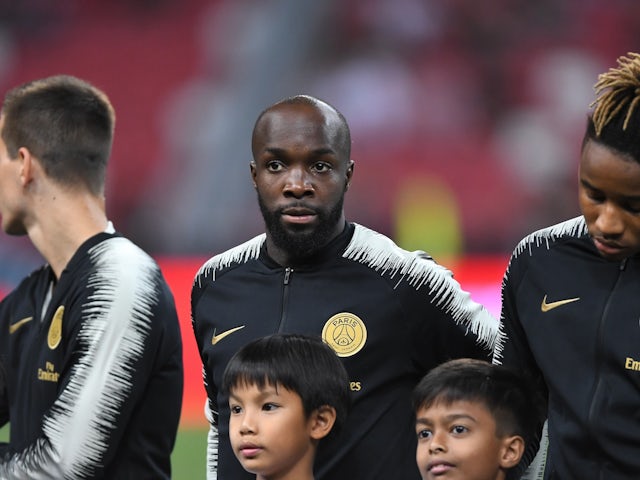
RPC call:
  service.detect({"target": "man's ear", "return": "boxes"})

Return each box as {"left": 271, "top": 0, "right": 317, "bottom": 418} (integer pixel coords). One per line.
{"left": 499, "top": 435, "right": 525, "bottom": 469}
{"left": 309, "top": 405, "right": 337, "bottom": 441}
{"left": 250, "top": 161, "right": 257, "bottom": 189}
{"left": 345, "top": 159, "right": 354, "bottom": 191}
{"left": 18, "top": 147, "right": 36, "bottom": 187}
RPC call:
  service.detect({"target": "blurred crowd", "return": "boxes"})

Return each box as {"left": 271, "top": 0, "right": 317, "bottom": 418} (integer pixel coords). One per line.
{"left": 1, "top": 0, "right": 640, "bottom": 288}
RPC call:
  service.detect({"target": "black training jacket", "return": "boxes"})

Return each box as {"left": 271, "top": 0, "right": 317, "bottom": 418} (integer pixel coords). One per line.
{"left": 0, "top": 231, "right": 183, "bottom": 479}
{"left": 192, "top": 222, "right": 498, "bottom": 480}
{"left": 495, "top": 216, "right": 640, "bottom": 479}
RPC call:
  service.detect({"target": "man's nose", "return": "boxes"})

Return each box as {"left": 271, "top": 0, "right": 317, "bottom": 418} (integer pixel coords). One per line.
{"left": 283, "top": 167, "right": 313, "bottom": 197}
{"left": 595, "top": 202, "right": 624, "bottom": 237}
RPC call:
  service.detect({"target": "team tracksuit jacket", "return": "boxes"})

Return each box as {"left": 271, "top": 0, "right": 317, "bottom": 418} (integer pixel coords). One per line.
{"left": 192, "top": 222, "right": 498, "bottom": 480}
{"left": 495, "top": 216, "right": 640, "bottom": 479}
{"left": 0, "top": 231, "right": 183, "bottom": 479}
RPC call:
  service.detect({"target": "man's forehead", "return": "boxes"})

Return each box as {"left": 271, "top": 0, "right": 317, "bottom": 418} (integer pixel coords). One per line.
{"left": 258, "top": 106, "right": 337, "bottom": 140}
{"left": 261, "top": 102, "right": 334, "bottom": 126}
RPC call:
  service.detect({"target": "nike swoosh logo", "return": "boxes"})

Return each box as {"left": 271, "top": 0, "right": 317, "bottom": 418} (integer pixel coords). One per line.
{"left": 212, "top": 326, "right": 245, "bottom": 345}
{"left": 9, "top": 316, "right": 33, "bottom": 334}
{"left": 541, "top": 295, "right": 580, "bottom": 312}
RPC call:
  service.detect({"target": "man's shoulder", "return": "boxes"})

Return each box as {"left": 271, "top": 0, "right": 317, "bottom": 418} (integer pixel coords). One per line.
{"left": 346, "top": 223, "right": 427, "bottom": 261}
{"left": 81, "top": 236, "right": 174, "bottom": 303}
{"left": 81, "top": 237, "right": 179, "bottom": 330}
{"left": 89, "top": 236, "right": 159, "bottom": 273}
{"left": 193, "top": 233, "right": 266, "bottom": 285}
{"left": 345, "top": 223, "right": 449, "bottom": 281}
{"left": 510, "top": 216, "right": 588, "bottom": 260}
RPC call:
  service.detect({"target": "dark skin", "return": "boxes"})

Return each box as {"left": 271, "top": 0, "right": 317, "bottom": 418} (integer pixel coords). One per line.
{"left": 250, "top": 99, "right": 354, "bottom": 267}
{"left": 579, "top": 139, "right": 640, "bottom": 261}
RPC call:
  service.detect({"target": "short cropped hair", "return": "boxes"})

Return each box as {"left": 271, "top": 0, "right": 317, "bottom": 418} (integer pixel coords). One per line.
{"left": 413, "top": 358, "right": 539, "bottom": 446}
{"left": 584, "top": 52, "right": 640, "bottom": 162}
{"left": 252, "top": 94, "right": 351, "bottom": 160}
{"left": 1, "top": 74, "right": 115, "bottom": 195}
{"left": 222, "top": 333, "right": 350, "bottom": 435}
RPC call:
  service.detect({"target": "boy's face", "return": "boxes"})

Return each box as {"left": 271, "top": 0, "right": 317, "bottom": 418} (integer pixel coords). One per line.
{"left": 415, "top": 399, "right": 521, "bottom": 480}
{"left": 228, "top": 382, "right": 317, "bottom": 479}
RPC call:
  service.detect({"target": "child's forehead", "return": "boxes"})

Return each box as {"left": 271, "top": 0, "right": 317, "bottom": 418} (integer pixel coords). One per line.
{"left": 232, "top": 379, "right": 278, "bottom": 392}
{"left": 230, "top": 378, "right": 294, "bottom": 395}
{"left": 418, "top": 397, "right": 491, "bottom": 417}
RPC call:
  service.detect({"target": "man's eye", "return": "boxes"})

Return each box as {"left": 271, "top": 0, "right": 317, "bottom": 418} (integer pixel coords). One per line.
{"left": 313, "top": 163, "right": 330, "bottom": 173}
{"left": 623, "top": 203, "right": 640, "bottom": 214}
{"left": 586, "top": 189, "right": 604, "bottom": 202}
{"left": 267, "top": 161, "right": 283, "bottom": 172}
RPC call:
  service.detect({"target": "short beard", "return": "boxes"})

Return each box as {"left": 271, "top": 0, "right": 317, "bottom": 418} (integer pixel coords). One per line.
{"left": 258, "top": 195, "right": 344, "bottom": 262}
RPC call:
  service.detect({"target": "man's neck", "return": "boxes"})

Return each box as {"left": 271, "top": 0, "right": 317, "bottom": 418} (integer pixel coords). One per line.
{"left": 28, "top": 191, "right": 108, "bottom": 279}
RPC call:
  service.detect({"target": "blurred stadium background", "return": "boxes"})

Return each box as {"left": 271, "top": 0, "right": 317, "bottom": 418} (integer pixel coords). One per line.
{"left": 0, "top": 0, "right": 638, "bottom": 477}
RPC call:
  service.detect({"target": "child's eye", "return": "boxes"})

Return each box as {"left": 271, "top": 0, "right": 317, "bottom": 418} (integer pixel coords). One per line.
{"left": 262, "top": 402, "right": 279, "bottom": 412}
{"left": 230, "top": 405, "right": 243, "bottom": 415}
{"left": 416, "top": 429, "right": 432, "bottom": 440}
{"left": 451, "top": 425, "right": 468, "bottom": 435}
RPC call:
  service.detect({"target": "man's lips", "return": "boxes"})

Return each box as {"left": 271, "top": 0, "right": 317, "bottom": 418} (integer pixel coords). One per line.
{"left": 280, "top": 206, "right": 317, "bottom": 224}
{"left": 592, "top": 237, "right": 626, "bottom": 257}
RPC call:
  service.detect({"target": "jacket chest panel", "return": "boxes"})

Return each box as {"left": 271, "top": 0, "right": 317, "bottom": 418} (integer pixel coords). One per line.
{"left": 200, "top": 267, "right": 412, "bottom": 388}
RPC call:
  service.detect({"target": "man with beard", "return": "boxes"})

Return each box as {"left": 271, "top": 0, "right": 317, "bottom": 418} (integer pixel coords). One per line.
{"left": 191, "top": 95, "right": 498, "bottom": 480}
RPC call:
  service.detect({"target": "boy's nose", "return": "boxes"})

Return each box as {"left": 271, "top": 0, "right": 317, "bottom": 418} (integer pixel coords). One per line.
{"left": 428, "top": 432, "right": 447, "bottom": 454}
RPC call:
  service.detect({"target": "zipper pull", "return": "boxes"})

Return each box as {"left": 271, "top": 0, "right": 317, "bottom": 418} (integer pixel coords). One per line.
{"left": 284, "top": 267, "right": 292, "bottom": 285}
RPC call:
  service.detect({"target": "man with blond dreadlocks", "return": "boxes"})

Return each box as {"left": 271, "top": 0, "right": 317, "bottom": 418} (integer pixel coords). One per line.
{"left": 493, "top": 52, "right": 640, "bottom": 479}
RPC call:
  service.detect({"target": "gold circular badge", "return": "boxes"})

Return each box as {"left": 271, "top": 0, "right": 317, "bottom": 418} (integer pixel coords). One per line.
{"left": 322, "top": 312, "right": 367, "bottom": 357}
{"left": 48, "top": 306, "right": 64, "bottom": 350}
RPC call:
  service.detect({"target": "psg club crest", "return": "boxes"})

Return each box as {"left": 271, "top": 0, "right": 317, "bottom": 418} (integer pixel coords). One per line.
{"left": 322, "top": 312, "right": 367, "bottom": 357}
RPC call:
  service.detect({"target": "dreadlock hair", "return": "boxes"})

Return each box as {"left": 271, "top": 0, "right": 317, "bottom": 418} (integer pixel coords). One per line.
{"left": 584, "top": 52, "right": 640, "bottom": 162}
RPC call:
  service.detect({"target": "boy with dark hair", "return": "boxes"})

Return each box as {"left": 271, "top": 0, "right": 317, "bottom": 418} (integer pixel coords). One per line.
{"left": 412, "top": 359, "right": 539, "bottom": 480}
{"left": 221, "top": 333, "right": 350, "bottom": 480}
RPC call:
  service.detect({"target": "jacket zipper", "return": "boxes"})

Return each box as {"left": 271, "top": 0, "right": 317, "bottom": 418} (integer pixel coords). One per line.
{"left": 586, "top": 258, "right": 626, "bottom": 476}
{"left": 278, "top": 267, "right": 293, "bottom": 332}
